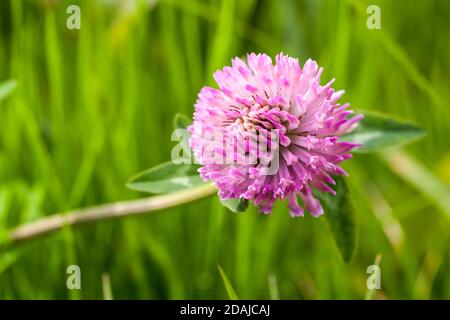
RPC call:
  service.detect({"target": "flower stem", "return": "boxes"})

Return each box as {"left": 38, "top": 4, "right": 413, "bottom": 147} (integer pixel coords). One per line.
{"left": 2, "top": 184, "right": 217, "bottom": 247}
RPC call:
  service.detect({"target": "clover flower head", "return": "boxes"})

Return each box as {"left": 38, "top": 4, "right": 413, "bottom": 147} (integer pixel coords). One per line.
{"left": 189, "top": 53, "right": 362, "bottom": 217}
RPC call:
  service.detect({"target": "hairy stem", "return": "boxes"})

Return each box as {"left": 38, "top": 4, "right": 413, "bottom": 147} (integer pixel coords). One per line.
{"left": 3, "top": 184, "right": 217, "bottom": 246}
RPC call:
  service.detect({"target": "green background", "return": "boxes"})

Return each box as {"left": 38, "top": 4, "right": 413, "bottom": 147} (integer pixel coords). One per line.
{"left": 0, "top": 0, "right": 449, "bottom": 299}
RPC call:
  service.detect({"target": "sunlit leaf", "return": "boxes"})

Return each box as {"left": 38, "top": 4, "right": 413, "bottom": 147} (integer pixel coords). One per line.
{"left": 0, "top": 80, "right": 17, "bottom": 102}
{"left": 220, "top": 198, "right": 249, "bottom": 213}
{"left": 344, "top": 110, "right": 425, "bottom": 153}
{"left": 127, "top": 162, "right": 205, "bottom": 194}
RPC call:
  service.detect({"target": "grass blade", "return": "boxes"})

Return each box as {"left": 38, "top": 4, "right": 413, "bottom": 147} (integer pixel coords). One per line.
{"left": 217, "top": 265, "right": 238, "bottom": 300}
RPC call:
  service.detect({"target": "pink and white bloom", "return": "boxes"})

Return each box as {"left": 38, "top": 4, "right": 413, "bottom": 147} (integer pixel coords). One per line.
{"left": 189, "top": 53, "right": 362, "bottom": 217}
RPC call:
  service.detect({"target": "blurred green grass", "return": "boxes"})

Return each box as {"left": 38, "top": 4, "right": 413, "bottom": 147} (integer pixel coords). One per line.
{"left": 0, "top": 0, "right": 449, "bottom": 299}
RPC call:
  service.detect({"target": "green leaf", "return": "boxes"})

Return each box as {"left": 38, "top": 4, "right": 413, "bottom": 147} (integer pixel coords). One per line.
{"left": 217, "top": 265, "right": 239, "bottom": 300}
{"left": 220, "top": 198, "right": 249, "bottom": 213}
{"left": 127, "top": 162, "right": 205, "bottom": 194}
{"left": 343, "top": 110, "right": 425, "bottom": 153}
{"left": 0, "top": 79, "right": 18, "bottom": 102}
{"left": 173, "top": 113, "right": 192, "bottom": 130}
{"left": 319, "top": 176, "right": 357, "bottom": 263}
